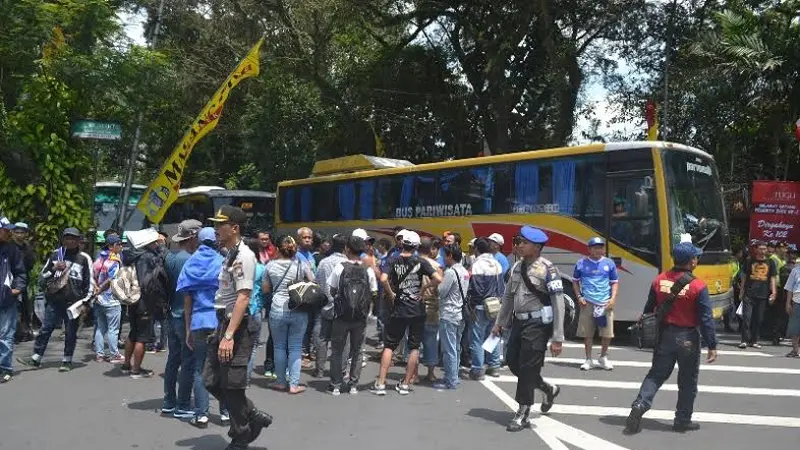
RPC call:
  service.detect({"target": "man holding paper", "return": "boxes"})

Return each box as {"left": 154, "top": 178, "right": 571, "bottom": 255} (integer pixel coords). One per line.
{"left": 492, "top": 226, "right": 564, "bottom": 432}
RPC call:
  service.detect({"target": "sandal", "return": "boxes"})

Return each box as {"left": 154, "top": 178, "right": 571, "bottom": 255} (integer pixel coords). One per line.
{"left": 288, "top": 386, "right": 306, "bottom": 395}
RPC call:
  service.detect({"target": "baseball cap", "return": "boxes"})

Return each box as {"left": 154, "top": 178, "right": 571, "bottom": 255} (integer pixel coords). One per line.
{"left": 401, "top": 230, "right": 421, "bottom": 247}
{"left": 519, "top": 226, "right": 548, "bottom": 244}
{"left": 395, "top": 229, "right": 408, "bottom": 239}
{"left": 13, "top": 222, "right": 29, "bottom": 231}
{"left": 172, "top": 219, "right": 203, "bottom": 242}
{"left": 488, "top": 233, "right": 505, "bottom": 246}
{"left": 0, "top": 216, "right": 13, "bottom": 230}
{"left": 672, "top": 242, "right": 703, "bottom": 265}
{"left": 587, "top": 237, "right": 605, "bottom": 247}
{"left": 105, "top": 235, "right": 121, "bottom": 245}
{"left": 208, "top": 205, "right": 248, "bottom": 226}
{"left": 352, "top": 228, "right": 374, "bottom": 242}
{"left": 198, "top": 227, "right": 217, "bottom": 243}
{"left": 62, "top": 227, "right": 82, "bottom": 238}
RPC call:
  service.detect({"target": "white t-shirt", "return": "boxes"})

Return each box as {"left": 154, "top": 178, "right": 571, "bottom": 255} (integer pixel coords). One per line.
{"left": 327, "top": 260, "right": 378, "bottom": 294}
{"left": 783, "top": 266, "right": 800, "bottom": 303}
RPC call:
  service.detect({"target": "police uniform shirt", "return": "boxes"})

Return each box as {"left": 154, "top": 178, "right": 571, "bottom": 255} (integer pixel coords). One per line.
{"left": 496, "top": 256, "right": 566, "bottom": 342}
{"left": 215, "top": 240, "right": 256, "bottom": 313}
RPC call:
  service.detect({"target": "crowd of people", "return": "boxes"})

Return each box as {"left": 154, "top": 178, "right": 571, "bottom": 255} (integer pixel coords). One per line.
{"left": 3, "top": 208, "right": 799, "bottom": 447}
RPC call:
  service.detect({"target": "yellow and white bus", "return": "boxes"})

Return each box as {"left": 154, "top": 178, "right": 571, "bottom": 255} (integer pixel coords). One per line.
{"left": 275, "top": 142, "right": 734, "bottom": 334}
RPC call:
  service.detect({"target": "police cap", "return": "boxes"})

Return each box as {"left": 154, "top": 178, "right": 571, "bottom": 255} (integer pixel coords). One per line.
{"left": 519, "top": 226, "right": 548, "bottom": 244}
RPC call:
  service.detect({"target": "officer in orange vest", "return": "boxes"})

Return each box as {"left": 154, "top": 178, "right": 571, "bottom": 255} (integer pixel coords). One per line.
{"left": 624, "top": 242, "right": 718, "bottom": 435}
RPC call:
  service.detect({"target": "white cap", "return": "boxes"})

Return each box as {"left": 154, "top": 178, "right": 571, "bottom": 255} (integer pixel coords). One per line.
{"left": 401, "top": 230, "right": 421, "bottom": 247}
{"left": 352, "top": 228, "right": 373, "bottom": 242}
{"left": 396, "top": 229, "right": 408, "bottom": 239}
{"left": 127, "top": 228, "right": 159, "bottom": 249}
{"left": 468, "top": 238, "right": 476, "bottom": 246}
{"left": 488, "top": 233, "right": 505, "bottom": 246}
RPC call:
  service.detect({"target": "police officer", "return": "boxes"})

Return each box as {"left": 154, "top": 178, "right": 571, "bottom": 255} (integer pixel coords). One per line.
{"left": 624, "top": 242, "right": 718, "bottom": 435}
{"left": 492, "top": 226, "right": 564, "bottom": 432}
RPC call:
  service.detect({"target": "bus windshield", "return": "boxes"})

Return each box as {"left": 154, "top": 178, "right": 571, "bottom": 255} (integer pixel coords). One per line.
{"left": 662, "top": 150, "right": 728, "bottom": 252}
{"left": 94, "top": 185, "right": 147, "bottom": 237}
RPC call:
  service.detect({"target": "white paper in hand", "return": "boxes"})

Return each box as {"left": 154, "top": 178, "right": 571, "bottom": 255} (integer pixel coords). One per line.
{"left": 482, "top": 334, "right": 501, "bottom": 353}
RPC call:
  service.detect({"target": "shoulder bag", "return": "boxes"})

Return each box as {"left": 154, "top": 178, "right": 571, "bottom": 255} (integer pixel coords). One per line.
{"left": 636, "top": 273, "right": 695, "bottom": 349}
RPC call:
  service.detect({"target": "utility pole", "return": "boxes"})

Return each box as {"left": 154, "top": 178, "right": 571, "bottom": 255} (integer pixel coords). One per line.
{"left": 662, "top": 0, "right": 678, "bottom": 140}
{"left": 117, "top": 0, "right": 166, "bottom": 229}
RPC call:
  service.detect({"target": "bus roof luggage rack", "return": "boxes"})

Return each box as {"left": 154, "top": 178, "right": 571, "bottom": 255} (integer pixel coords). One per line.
{"left": 311, "top": 155, "right": 414, "bottom": 177}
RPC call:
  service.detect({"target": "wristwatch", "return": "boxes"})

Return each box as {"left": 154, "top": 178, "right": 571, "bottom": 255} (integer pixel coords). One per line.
{"left": 223, "top": 332, "right": 234, "bottom": 341}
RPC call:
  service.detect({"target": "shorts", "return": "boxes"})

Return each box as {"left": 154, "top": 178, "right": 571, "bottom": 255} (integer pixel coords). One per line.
{"left": 203, "top": 314, "right": 258, "bottom": 390}
{"left": 577, "top": 304, "right": 615, "bottom": 339}
{"left": 128, "top": 304, "right": 155, "bottom": 344}
{"left": 384, "top": 316, "right": 425, "bottom": 351}
{"left": 788, "top": 303, "right": 800, "bottom": 337}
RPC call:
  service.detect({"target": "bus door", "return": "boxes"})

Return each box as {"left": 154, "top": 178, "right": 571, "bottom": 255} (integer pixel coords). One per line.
{"left": 605, "top": 170, "right": 660, "bottom": 321}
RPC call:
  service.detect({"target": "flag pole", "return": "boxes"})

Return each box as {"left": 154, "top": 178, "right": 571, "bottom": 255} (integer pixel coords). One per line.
{"left": 118, "top": 0, "right": 165, "bottom": 229}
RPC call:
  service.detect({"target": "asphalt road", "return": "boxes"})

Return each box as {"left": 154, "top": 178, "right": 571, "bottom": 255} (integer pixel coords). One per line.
{"left": 0, "top": 323, "right": 797, "bottom": 450}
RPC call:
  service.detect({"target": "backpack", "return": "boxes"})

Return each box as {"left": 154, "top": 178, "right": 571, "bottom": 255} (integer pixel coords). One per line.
{"left": 334, "top": 262, "right": 372, "bottom": 321}
{"left": 111, "top": 265, "right": 141, "bottom": 306}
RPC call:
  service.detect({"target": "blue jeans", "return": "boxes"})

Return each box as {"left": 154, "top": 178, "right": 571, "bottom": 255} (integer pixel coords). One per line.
{"left": 439, "top": 319, "right": 464, "bottom": 388}
{"left": 247, "top": 317, "right": 263, "bottom": 382}
{"left": 34, "top": 301, "right": 78, "bottom": 360}
{"left": 93, "top": 304, "right": 122, "bottom": 357}
{"left": 470, "top": 308, "right": 500, "bottom": 372}
{"left": 191, "top": 328, "right": 226, "bottom": 418}
{"left": 422, "top": 323, "right": 439, "bottom": 366}
{"left": 634, "top": 326, "right": 701, "bottom": 423}
{"left": 269, "top": 309, "right": 309, "bottom": 387}
{"left": 0, "top": 303, "right": 17, "bottom": 371}
{"left": 164, "top": 317, "right": 195, "bottom": 411}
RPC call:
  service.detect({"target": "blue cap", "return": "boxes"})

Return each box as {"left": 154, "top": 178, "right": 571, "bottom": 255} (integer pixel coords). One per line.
{"left": 105, "top": 235, "right": 121, "bottom": 245}
{"left": 199, "top": 227, "right": 216, "bottom": 243}
{"left": 788, "top": 244, "right": 798, "bottom": 253}
{"left": 520, "top": 226, "right": 548, "bottom": 244}
{"left": 672, "top": 242, "right": 703, "bottom": 265}
{"left": 587, "top": 237, "right": 605, "bottom": 247}
{"left": 0, "top": 216, "right": 13, "bottom": 230}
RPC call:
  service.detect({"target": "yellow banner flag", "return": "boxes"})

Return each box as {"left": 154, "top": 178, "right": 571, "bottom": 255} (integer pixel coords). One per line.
{"left": 137, "top": 38, "right": 264, "bottom": 223}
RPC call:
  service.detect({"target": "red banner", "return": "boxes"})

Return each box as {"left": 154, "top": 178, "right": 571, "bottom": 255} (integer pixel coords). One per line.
{"left": 750, "top": 181, "right": 800, "bottom": 243}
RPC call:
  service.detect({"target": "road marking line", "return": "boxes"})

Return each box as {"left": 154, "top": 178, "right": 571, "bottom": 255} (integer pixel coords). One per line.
{"left": 546, "top": 357, "right": 800, "bottom": 374}
{"left": 490, "top": 376, "right": 800, "bottom": 397}
{"left": 559, "top": 342, "right": 773, "bottom": 357}
{"left": 481, "top": 380, "right": 632, "bottom": 450}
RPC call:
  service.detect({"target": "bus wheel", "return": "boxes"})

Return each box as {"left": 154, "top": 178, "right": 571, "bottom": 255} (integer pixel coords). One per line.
{"left": 563, "top": 282, "right": 578, "bottom": 340}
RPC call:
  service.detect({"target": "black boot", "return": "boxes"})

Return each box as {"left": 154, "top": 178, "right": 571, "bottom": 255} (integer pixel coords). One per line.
{"left": 506, "top": 405, "right": 531, "bottom": 432}
{"left": 624, "top": 402, "right": 647, "bottom": 435}
{"left": 672, "top": 421, "right": 700, "bottom": 432}
{"left": 247, "top": 409, "right": 273, "bottom": 443}
{"left": 540, "top": 383, "right": 560, "bottom": 413}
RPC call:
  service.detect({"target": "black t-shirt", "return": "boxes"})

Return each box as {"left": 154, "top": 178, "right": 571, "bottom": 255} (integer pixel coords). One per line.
{"left": 386, "top": 254, "right": 436, "bottom": 318}
{"left": 743, "top": 257, "right": 777, "bottom": 299}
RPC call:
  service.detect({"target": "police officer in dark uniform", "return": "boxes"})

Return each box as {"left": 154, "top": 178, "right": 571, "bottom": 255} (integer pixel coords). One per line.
{"left": 492, "top": 226, "right": 564, "bottom": 432}
{"left": 625, "top": 242, "right": 718, "bottom": 434}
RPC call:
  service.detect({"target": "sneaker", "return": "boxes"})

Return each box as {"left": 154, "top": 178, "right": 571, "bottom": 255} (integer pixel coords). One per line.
{"left": 160, "top": 407, "right": 175, "bottom": 415}
{"left": 506, "top": 408, "right": 531, "bottom": 432}
{"left": 58, "top": 362, "right": 73, "bottom": 372}
{"left": 221, "top": 412, "right": 230, "bottom": 424}
{"left": 738, "top": 342, "right": 747, "bottom": 349}
{"left": 16, "top": 356, "right": 40, "bottom": 369}
{"left": 362, "top": 354, "right": 367, "bottom": 368}
{"left": 540, "top": 384, "right": 560, "bottom": 413}
{"left": 469, "top": 370, "right": 485, "bottom": 381}
{"left": 580, "top": 358, "right": 595, "bottom": 371}
{"left": 395, "top": 383, "right": 410, "bottom": 395}
{"left": 263, "top": 370, "right": 277, "bottom": 380}
{"left": 370, "top": 383, "right": 386, "bottom": 396}
{"left": 432, "top": 381, "right": 456, "bottom": 390}
{"left": 173, "top": 409, "right": 194, "bottom": 419}
{"left": 130, "top": 369, "right": 154, "bottom": 379}
{"left": 120, "top": 364, "right": 131, "bottom": 374}
{"left": 327, "top": 385, "right": 341, "bottom": 396}
{"left": 485, "top": 367, "right": 501, "bottom": 378}
{"left": 672, "top": 421, "right": 701, "bottom": 432}
{"left": 312, "top": 369, "right": 324, "bottom": 379}
{"left": 597, "top": 355, "right": 614, "bottom": 371}
{"left": 0, "top": 371, "right": 12, "bottom": 383}
{"left": 109, "top": 355, "right": 125, "bottom": 364}
{"left": 624, "top": 403, "right": 646, "bottom": 435}
{"left": 786, "top": 350, "right": 799, "bottom": 358}
{"left": 189, "top": 415, "right": 209, "bottom": 429}
{"left": 751, "top": 343, "right": 762, "bottom": 349}
{"left": 348, "top": 385, "right": 358, "bottom": 395}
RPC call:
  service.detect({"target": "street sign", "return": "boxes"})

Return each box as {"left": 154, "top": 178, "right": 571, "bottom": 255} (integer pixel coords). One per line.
{"left": 71, "top": 120, "right": 122, "bottom": 141}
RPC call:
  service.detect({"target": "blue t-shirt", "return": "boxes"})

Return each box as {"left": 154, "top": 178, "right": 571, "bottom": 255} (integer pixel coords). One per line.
{"left": 166, "top": 250, "right": 192, "bottom": 318}
{"left": 573, "top": 256, "right": 619, "bottom": 305}
{"left": 249, "top": 263, "right": 265, "bottom": 316}
{"left": 494, "top": 252, "right": 510, "bottom": 276}
{"left": 297, "top": 249, "right": 316, "bottom": 274}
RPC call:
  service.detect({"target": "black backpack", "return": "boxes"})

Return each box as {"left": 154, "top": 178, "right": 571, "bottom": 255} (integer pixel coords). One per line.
{"left": 334, "top": 262, "right": 371, "bottom": 321}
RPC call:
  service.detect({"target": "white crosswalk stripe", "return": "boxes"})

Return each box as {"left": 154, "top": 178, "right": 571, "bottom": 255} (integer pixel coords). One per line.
{"left": 482, "top": 345, "right": 800, "bottom": 449}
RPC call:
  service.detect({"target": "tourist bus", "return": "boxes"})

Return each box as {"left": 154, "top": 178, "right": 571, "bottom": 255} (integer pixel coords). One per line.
{"left": 93, "top": 181, "right": 148, "bottom": 244}
{"left": 274, "top": 142, "right": 735, "bottom": 335}
{"left": 158, "top": 186, "right": 276, "bottom": 239}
